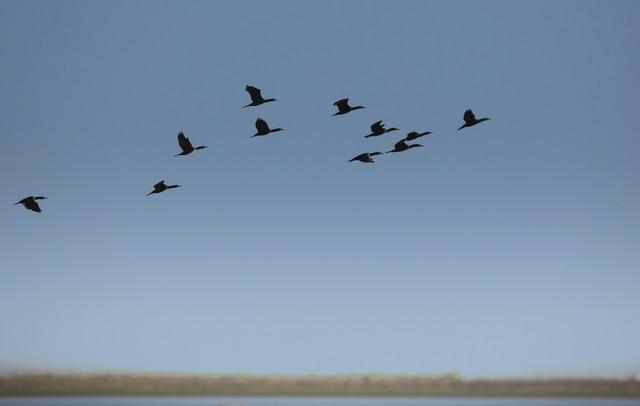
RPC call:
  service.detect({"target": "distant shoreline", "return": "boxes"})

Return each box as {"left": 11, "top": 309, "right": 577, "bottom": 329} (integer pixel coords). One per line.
{"left": 1, "top": 373, "right": 640, "bottom": 397}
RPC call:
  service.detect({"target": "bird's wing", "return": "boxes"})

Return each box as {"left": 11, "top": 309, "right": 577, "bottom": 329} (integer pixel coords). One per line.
{"left": 394, "top": 140, "right": 407, "bottom": 149}
{"left": 246, "top": 86, "right": 263, "bottom": 103}
{"left": 177, "top": 132, "right": 193, "bottom": 151}
{"left": 255, "top": 118, "right": 269, "bottom": 133}
{"left": 463, "top": 109, "right": 476, "bottom": 124}
{"left": 153, "top": 181, "right": 165, "bottom": 189}
{"left": 334, "top": 98, "right": 349, "bottom": 109}
{"left": 371, "top": 120, "right": 384, "bottom": 132}
{"left": 24, "top": 199, "right": 41, "bottom": 212}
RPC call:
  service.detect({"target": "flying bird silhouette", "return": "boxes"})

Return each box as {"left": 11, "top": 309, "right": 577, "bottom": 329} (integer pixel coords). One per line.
{"left": 15, "top": 196, "right": 47, "bottom": 213}
{"left": 349, "top": 152, "right": 383, "bottom": 163}
{"left": 386, "top": 140, "right": 424, "bottom": 153}
{"left": 365, "top": 121, "right": 399, "bottom": 138}
{"left": 332, "top": 98, "right": 365, "bottom": 116}
{"left": 175, "top": 132, "right": 207, "bottom": 156}
{"left": 252, "top": 118, "right": 284, "bottom": 137}
{"left": 244, "top": 86, "right": 277, "bottom": 108}
{"left": 147, "top": 181, "right": 181, "bottom": 196}
{"left": 458, "top": 109, "right": 490, "bottom": 130}
{"left": 404, "top": 130, "right": 432, "bottom": 141}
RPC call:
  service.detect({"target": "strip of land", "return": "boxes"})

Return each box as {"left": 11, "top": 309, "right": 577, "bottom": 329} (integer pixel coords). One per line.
{"left": 1, "top": 373, "right": 640, "bottom": 397}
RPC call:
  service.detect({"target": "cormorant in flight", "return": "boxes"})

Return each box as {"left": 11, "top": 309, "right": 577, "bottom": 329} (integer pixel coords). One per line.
{"left": 175, "top": 132, "right": 207, "bottom": 156}
{"left": 15, "top": 196, "right": 47, "bottom": 213}
{"left": 349, "top": 152, "right": 383, "bottom": 163}
{"left": 365, "top": 121, "right": 399, "bottom": 138}
{"left": 458, "top": 109, "right": 490, "bottom": 130}
{"left": 404, "top": 130, "right": 432, "bottom": 141}
{"left": 147, "top": 181, "right": 181, "bottom": 196}
{"left": 332, "top": 98, "right": 365, "bottom": 116}
{"left": 244, "top": 86, "right": 277, "bottom": 108}
{"left": 386, "top": 140, "right": 423, "bottom": 153}
{"left": 252, "top": 118, "right": 284, "bottom": 137}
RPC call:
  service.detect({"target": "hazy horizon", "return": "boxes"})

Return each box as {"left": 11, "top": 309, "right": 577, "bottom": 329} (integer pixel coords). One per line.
{"left": 1, "top": 0, "right": 639, "bottom": 379}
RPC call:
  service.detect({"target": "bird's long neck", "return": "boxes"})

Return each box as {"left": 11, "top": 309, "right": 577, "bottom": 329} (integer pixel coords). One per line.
{"left": 477, "top": 117, "right": 490, "bottom": 123}
{"left": 166, "top": 185, "right": 180, "bottom": 189}
{"left": 352, "top": 106, "right": 365, "bottom": 110}
{"left": 265, "top": 98, "right": 277, "bottom": 103}
{"left": 270, "top": 128, "right": 284, "bottom": 132}
{"left": 195, "top": 146, "right": 207, "bottom": 150}
{"left": 386, "top": 128, "right": 399, "bottom": 132}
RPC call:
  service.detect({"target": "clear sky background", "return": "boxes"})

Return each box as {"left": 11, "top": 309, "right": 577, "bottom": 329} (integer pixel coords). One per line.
{"left": 1, "top": 0, "right": 639, "bottom": 378}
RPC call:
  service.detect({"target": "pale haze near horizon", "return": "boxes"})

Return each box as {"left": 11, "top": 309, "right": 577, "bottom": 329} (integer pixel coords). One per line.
{"left": 0, "top": 0, "right": 639, "bottom": 378}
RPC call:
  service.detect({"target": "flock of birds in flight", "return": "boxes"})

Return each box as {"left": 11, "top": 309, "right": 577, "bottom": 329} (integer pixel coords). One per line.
{"left": 15, "top": 85, "right": 490, "bottom": 213}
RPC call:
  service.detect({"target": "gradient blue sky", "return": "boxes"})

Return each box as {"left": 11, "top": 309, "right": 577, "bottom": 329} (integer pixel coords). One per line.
{"left": 1, "top": 0, "right": 639, "bottom": 378}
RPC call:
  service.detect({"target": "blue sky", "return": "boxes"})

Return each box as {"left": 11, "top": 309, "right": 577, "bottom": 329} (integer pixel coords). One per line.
{"left": 1, "top": 0, "right": 639, "bottom": 377}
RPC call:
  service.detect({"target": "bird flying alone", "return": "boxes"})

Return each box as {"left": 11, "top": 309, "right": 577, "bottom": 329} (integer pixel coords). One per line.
{"left": 332, "top": 98, "right": 365, "bottom": 116}
{"left": 458, "top": 109, "right": 490, "bottom": 130}
{"left": 15, "top": 196, "right": 47, "bottom": 213}
{"left": 252, "top": 118, "right": 284, "bottom": 137}
{"left": 147, "top": 181, "right": 181, "bottom": 196}
{"left": 349, "top": 152, "right": 383, "bottom": 163}
{"left": 365, "top": 121, "right": 399, "bottom": 138}
{"left": 386, "top": 140, "right": 424, "bottom": 153}
{"left": 175, "top": 132, "right": 207, "bottom": 156}
{"left": 244, "top": 86, "right": 277, "bottom": 108}
{"left": 404, "top": 130, "right": 432, "bottom": 141}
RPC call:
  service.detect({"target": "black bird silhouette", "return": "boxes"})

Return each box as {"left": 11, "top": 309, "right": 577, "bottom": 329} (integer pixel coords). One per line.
{"left": 404, "top": 130, "right": 432, "bottom": 141}
{"left": 252, "top": 118, "right": 284, "bottom": 137}
{"left": 332, "top": 98, "right": 365, "bottom": 116}
{"left": 244, "top": 86, "right": 277, "bottom": 108}
{"left": 175, "top": 132, "right": 207, "bottom": 156}
{"left": 386, "top": 140, "right": 424, "bottom": 153}
{"left": 147, "top": 181, "right": 181, "bottom": 196}
{"left": 365, "top": 121, "right": 400, "bottom": 138}
{"left": 458, "top": 109, "right": 490, "bottom": 130}
{"left": 15, "top": 196, "right": 47, "bottom": 213}
{"left": 349, "top": 152, "right": 383, "bottom": 163}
